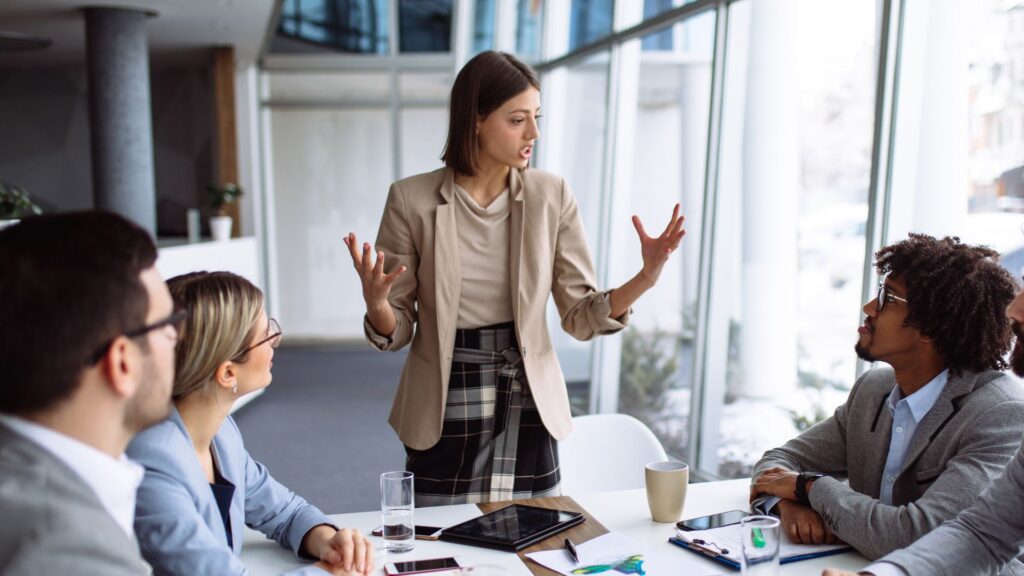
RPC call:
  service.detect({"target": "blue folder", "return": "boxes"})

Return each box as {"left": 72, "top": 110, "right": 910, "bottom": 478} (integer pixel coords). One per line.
{"left": 668, "top": 535, "right": 852, "bottom": 570}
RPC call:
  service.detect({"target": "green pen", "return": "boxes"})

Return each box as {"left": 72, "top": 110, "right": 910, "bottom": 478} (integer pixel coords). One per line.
{"left": 751, "top": 527, "right": 766, "bottom": 548}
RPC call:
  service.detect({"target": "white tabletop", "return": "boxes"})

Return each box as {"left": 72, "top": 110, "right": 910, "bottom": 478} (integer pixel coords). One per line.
{"left": 241, "top": 479, "right": 870, "bottom": 575}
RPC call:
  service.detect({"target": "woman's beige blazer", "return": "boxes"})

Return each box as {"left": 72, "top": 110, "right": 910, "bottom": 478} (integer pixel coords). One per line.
{"left": 365, "top": 167, "right": 628, "bottom": 450}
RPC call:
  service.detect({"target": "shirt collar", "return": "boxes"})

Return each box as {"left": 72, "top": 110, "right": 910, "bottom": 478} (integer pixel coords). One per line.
{"left": 0, "top": 414, "right": 144, "bottom": 538}
{"left": 887, "top": 368, "right": 949, "bottom": 422}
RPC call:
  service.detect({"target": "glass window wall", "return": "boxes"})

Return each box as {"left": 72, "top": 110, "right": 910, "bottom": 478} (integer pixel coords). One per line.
{"left": 615, "top": 11, "right": 716, "bottom": 461}
{"left": 273, "top": 0, "right": 390, "bottom": 54}
{"left": 886, "top": 0, "right": 1024, "bottom": 270}
{"left": 399, "top": 0, "right": 454, "bottom": 52}
{"left": 701, "top": 0, "right": 877, "bottom": 478}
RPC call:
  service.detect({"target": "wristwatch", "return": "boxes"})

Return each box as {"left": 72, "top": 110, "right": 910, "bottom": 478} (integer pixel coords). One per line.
{"left": 795, "top": 472, "right": 824, "bottom": 507}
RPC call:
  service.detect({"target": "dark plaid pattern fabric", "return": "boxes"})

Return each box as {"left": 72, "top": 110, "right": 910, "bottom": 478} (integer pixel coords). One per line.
{"left": 407, "top": 322, "right": 561, "bottom": 506}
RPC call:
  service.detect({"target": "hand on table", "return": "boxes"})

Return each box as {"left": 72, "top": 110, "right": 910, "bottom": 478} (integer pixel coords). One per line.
{"left": 313, "top": 527, "right": 375, "bottom": 575}
{"left": 749, "top": 466, "right": 799, "bottom": 502}
{"left": 777, "top": 500, "right": 837, "bottom": 545}
{"left": 633, "top": 203, "right": 686, "bottom": 285}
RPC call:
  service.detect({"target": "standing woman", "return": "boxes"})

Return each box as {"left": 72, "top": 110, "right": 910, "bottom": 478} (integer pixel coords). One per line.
{"left": 343, "top": 51, "right": 685, "bottom": 506}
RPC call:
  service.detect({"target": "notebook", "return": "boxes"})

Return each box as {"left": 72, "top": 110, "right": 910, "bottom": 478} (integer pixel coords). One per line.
{"left": 439, "top": 503, "right": 585, "bottom": 552}
{"left": 669, "top": 524, "right": 851, "bottom": 570}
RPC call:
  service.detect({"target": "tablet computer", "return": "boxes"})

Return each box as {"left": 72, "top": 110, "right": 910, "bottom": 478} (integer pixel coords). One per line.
{"left": 439, "top": 504, "right": 585, "bottom": 552}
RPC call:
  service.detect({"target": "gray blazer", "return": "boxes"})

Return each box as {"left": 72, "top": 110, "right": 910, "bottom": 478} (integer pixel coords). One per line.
{"left": 0, "top": 422, "right": 151, "bottom": 576}
{"left": 881, "top": 435, "right": 1024, "bottom": 575}
{"left": 752, "top": 366, "right": 1024, "bottom": 562}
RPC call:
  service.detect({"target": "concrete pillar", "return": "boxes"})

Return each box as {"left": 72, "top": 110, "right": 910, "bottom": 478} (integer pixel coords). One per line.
{"left": 85, "top": 7, "right": 156, "bottom": 236}
{"left": 739, "top": 0, "right": 799, "bottom": 399}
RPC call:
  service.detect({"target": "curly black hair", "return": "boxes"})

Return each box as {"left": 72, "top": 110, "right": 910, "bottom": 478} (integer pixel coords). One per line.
{"left": 874, "top": 233, "right": 1018, "bottom": 374}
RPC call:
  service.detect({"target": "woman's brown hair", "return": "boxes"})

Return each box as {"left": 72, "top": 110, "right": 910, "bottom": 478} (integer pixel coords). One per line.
{"left": 166, "top": 271, "right": 264, "bottom": 400}
{"left": 441, "top": 50, "right": 540, "bottom": 176}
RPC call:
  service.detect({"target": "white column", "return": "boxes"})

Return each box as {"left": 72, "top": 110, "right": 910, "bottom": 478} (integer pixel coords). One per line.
{"left": 679, "top": 61, "right": 712, "bottom": 335}
{"left": 911, "top": 0, "right": 968, "bottom": 237}
{"left": 739, "top": 0, "right": 799, "bottom": 399}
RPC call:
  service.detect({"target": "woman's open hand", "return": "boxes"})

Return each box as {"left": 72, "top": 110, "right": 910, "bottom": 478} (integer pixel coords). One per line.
{"left": 343, "top": 232, "right": 406, "bottom": 309}
{"left": 633, "top": 203, "right": 686, "bottom": 286}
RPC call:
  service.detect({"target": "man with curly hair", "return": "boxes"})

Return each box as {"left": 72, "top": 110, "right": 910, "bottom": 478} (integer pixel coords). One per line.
{"left": 824, "top": 284, "right": 1024, "bottom": 576}
{"left": 748, "top": 234, "right": 1024, "bottom": 569}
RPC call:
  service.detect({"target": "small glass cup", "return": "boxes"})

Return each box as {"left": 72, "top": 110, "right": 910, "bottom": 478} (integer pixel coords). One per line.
{"left": 380, "top": 471, "right": 415, "bottom": 553}
{"left": 740, "top": 515, "right": 780, "bottom": 576}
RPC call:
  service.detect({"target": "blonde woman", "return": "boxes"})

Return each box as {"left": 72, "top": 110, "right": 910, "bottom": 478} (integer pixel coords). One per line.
{"left": 127, "top": 271, "right": 372, "bottom": 576}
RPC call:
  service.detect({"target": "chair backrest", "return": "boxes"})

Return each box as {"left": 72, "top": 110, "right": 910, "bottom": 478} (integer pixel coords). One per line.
{"left": 558, "top": 413, "right": 669, "bottom": 495}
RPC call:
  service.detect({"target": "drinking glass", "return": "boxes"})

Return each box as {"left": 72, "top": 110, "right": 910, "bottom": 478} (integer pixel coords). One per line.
{"left": 380, "top": 471, "right": 415, "bottom": 553}
{"left": 740, "top": 515, "right": 780, "bottom": 576}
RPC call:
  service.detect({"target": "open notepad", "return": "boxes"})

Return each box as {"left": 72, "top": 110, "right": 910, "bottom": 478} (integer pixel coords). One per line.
{"left": 669, "top": 525, "right": 851, "bottom": 570}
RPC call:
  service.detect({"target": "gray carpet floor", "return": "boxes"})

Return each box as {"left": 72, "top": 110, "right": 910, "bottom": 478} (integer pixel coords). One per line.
{"left": 233, "top": 342, "right": 408, "bottom": 514}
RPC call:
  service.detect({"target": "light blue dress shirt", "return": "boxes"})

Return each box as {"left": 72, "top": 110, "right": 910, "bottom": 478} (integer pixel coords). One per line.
{"left": 861, "top": 369, "right": 948, "bottom": 576}
{"left": 878, "top": 369, "right": 948, "bottom": 504}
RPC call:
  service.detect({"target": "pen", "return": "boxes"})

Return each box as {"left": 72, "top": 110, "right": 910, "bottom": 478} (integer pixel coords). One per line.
{"left": 564, "top": 538, "right": 580, "bottom": 564}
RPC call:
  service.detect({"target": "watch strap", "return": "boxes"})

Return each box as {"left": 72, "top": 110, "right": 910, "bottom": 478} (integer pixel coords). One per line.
{"left": 795, "top": 472, "right": 823, "bottom": 507}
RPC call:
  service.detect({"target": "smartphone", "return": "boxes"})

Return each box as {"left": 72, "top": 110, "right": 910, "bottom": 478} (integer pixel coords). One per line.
{"left": 676, "top": 509, "right": 749, "bottom": 531}
{"left": 371, "top": 525, "right": 444, "bottom": 540}
{"left": 384, "top": 557, "right": 462, "bottom": 575}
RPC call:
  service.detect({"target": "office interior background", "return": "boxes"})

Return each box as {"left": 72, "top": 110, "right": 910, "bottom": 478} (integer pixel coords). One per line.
{"left": 2, "top": 0, "right": 1024, "bottom": 509}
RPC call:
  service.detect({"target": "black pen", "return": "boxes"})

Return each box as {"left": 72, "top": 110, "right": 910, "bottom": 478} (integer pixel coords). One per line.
{"left": 564, "top": 537, "right": 580, "bottom": 564}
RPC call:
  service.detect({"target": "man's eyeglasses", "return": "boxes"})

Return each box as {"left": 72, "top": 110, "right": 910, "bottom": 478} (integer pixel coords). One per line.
{"left": 233, "top": 318, "right": 282, "bottom": 361}
{"left": 877, "top": 281, "right": 908, "bottom": 313}
{"left": 88, "top": 310, "right": 189, "bottom": 365}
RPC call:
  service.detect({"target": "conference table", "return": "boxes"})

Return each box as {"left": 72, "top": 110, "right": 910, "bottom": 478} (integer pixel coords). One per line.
{"left": 241, "top": 479, "right": 869, "bottom": 575}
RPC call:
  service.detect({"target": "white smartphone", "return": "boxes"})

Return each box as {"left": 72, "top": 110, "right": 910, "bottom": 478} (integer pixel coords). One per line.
{"left": 384, "top": 557, "right": 462, "bottom": 576}
{"left": 371, "top": 525, "right": 444, "bottom": 541}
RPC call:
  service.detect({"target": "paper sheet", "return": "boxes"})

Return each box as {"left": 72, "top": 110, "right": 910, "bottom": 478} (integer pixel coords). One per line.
{"left": 525, "top": 532, "right": 723, "bottom": 576}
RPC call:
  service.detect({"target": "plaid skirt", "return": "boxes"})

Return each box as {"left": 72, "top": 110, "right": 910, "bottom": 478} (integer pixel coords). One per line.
{"left": 406, "top": 322, "right": 561, "bottom": 506}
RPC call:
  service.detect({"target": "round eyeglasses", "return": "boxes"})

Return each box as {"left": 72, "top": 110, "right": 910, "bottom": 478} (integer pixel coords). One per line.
{"left": 233, "top": 318, "right": 282, "bottom": 361}
{"left": 876, "top": 281, "right": 908, "bottom": 313}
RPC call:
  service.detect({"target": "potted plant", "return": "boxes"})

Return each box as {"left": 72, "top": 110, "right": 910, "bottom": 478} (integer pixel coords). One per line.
{"left": 0, "top": 180, "right": 42, "bottom": 230}
{"left": 207, "top": 181, "right": 243, "bottom": 242}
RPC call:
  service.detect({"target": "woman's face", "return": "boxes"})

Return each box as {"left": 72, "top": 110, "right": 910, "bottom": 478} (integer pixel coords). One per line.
{"left": 234, "top": 309, "right": 277, "bottom": 394}
{"left": 476, "top": 87, "right": 541, "bottom": 171}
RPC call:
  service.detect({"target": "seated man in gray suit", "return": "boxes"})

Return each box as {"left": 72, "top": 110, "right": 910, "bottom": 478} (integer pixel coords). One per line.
{"left": 0, "top": 212, "right": 177, "bottom": 575}
{"left": 749, "top": 234, "right": 1024, "bottom": 565}
{"left": 824, "top": 285, "right": 1024, "bottom": 576}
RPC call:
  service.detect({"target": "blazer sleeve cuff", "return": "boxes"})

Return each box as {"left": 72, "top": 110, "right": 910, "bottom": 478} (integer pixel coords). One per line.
{"left": 364, "top": 313, "right": 395, "bottom": 350}
{"left": 808, "top": 475, "right": 843, "bottom": 509}
{"left": 588, "top": 290, "right": 630, "bottom": 334}
{"left": 289, "top": 508, "right": 337, "bottom": 559}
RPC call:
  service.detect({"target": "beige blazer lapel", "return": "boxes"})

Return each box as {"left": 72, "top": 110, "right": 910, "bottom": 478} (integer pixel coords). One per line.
{"left": 434, "top": 170, "right": 461, "bottom": 363}
{"left": 898, "top": 371, "right": 974, "bottom": 476}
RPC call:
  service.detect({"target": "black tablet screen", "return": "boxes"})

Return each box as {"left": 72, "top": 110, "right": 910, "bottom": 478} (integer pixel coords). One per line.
{"left": 444, "top": 505, "right": 580, "bottom": 544}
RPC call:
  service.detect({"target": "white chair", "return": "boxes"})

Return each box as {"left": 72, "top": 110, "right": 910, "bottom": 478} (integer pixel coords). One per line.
{"left": 558, "top": 413, "right": 669, "bottom": 495}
